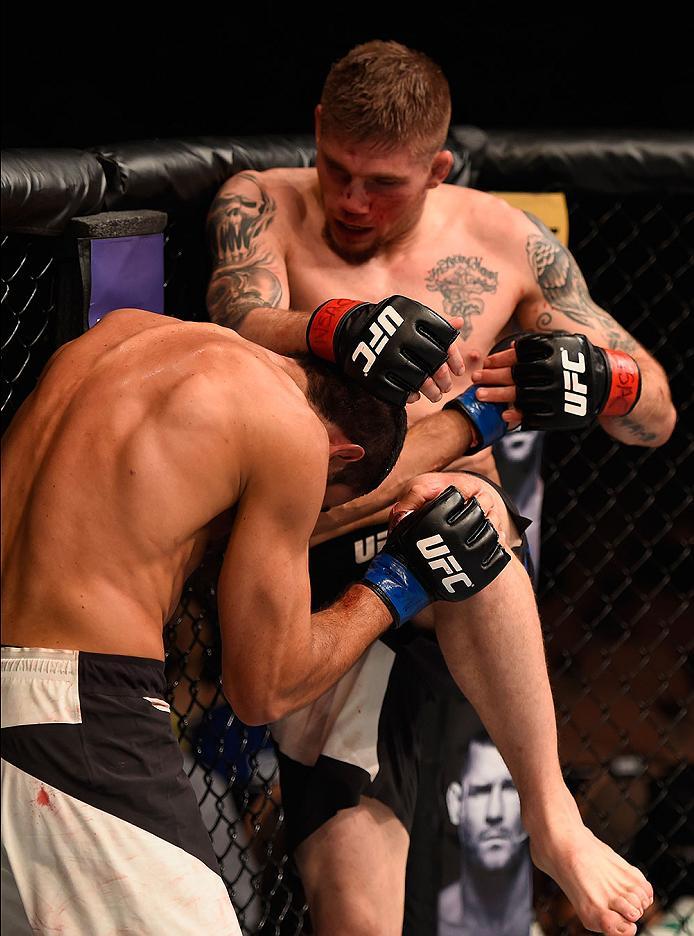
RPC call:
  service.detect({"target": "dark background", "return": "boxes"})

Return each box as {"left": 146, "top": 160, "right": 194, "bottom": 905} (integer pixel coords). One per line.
{"left": 2, "top": 3, "right": 692, "bottom": 149}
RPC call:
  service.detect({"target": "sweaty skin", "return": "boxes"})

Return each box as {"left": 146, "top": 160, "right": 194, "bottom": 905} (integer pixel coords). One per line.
{"left": 206, "top": 132, "right": 665, "bottom": 936}
{"left": 1, "top": 308, "right": 397, "bottom": 725}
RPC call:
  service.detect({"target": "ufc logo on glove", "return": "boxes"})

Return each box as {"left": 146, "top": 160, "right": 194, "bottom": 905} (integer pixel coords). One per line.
{"left": 306, "top": 294, "right": 458, "bottom": 405}
{"left": 561, "top": 347, "right": 588, "bottom": 416}
{"left": 351, "top": 306, "right": 403, "bottom": 375}
{"left": 361, "top": 486, "right": 510, "bottom": 628}
{"left": 512, "top": 331, "right": 642, "bottom": 430}
{"left": 416, "top": 533, "right": 473, "bottom": 593}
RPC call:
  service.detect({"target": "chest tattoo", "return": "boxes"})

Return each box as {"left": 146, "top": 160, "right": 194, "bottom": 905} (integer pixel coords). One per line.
{"left": 425, "top": 256, "right": 499, "bottom": 339}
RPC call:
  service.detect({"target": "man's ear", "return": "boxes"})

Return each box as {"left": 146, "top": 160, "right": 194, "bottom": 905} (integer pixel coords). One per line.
{"left": 446, "top": 781, "right": 463, "bottom": 825}
{"left": 427, "top": 150, "right": 454, "bottom": 189}
{"left": 314, "top": 104, "right": 322, "bottom": 142}
{"left": 329, "top": 442, "right": 365, "bottom": 463}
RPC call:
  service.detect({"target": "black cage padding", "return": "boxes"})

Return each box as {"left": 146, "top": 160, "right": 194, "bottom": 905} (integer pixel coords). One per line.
{"left": 479, "top": 129, "right": 694, "bottom": 194}
{"left": 1, "top": 148, "right": 106, "bottom": 235}
{"left": 3, "top": 129, "right": 693, "bottom": 237}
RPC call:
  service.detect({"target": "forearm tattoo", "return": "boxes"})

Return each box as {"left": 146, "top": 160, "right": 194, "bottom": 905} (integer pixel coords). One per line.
{"left": 618, "top": 416, "right": 657, "bottom": 443}
{"left": 426, "top": 255, "right": 499, "bottom": 340}
{"left": 524, "top": 212, "right": 638, "bottom": 354}
{"left": 207, "top": 265, "right": 283, "bottom": 329}
{"left": 207, "top": 173, "right": 283, "bottom": 329}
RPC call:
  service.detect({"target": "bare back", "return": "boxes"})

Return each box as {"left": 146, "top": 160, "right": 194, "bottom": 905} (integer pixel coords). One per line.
{"left": 1, "top": 309, "right": 319, "bottom": 659}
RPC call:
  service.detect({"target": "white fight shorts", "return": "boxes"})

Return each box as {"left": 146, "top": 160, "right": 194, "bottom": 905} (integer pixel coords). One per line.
{"left": 1, "top": 647, "right": 241, "bottom": 935}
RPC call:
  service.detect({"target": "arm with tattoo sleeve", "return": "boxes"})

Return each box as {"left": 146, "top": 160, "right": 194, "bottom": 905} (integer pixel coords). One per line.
{"left": 206, "top": 171, "right": 311, "bottom": 352}
{"left": 516, "top": 213, "right": 676, "bottom": 446}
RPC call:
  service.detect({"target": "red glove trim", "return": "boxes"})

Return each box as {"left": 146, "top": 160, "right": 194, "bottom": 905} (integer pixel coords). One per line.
{"left": 306, "top": 298, "right": 363, "bottom": 363}
{"left": 601, "top": 349, "right": 642, "bottom": 417}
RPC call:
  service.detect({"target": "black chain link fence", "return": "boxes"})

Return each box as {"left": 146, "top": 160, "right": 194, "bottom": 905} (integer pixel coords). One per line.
{"left": 1, "top": 234, "right": 57, "bottom": 431}
{"left": 2, "top": 173, "right": 692, "bottom": 934}
{"left": 533, "top": 193, "right": 693, "bottom": 933}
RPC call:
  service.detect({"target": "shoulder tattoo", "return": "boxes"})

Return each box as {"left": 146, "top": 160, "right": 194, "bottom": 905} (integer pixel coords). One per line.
{"left": 208, "top": 173, "right": 277, "bottom": 266}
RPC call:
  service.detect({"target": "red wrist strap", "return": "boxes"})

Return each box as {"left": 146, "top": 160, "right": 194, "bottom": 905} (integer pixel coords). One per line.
{"left": 306, "top": 298, "right": 363, "bottom": 362}
{"left": 601, "top": 349, "right": 642, "bottom": 417}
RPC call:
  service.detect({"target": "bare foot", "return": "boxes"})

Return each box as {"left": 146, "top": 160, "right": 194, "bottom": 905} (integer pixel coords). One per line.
{"left": 526, "top": 794, "right": 654, "bottom": 935}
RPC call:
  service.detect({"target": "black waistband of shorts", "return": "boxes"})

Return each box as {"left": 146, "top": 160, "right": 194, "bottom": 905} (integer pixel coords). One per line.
{"left": 78, "top": 651, "right": 167, "bottom": 696}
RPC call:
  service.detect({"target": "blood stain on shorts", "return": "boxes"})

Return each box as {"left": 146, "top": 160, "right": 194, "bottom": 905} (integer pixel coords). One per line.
{"left": 36, "top": 787, "right": 54, "bottom": 810}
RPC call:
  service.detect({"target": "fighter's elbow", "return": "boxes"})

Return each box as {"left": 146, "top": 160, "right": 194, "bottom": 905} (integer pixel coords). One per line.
{"left": 647, "top": 368, "right": 678, "bottom": 446}
{"left": 224, "top": 693, "right": 276, "bottom": 727}
{"left": 640, "top": 400, "right": 677, "bottom": 448}
{"left": 657, "top": 402, "right": 677, "bottom": 446}
{"left": 221, "top": 677, "right": 288, "bottom": 727}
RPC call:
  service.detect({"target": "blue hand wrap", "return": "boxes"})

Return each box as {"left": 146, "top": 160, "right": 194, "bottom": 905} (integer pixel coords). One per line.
{"left": 362, "top": 552, "right": 431, "bottom": 629}
{"left": 445, "top": 386, "right": 508, "bottom": 455}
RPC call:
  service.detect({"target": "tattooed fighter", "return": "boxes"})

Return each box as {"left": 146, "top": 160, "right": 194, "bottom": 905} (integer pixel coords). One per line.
{"left": 206, "top": 41, "right": 674, "bottom": 936}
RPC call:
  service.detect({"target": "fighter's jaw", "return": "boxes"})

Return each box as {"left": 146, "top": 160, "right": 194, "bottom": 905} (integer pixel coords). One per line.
{"left": 331, "top": 217, "right": 376, "bottom": 237}
{"left": 321, "top": 481, "right": 356, "bottom": 510}
{"left": 322, "top": 219, "right": 381, "bottom": 264}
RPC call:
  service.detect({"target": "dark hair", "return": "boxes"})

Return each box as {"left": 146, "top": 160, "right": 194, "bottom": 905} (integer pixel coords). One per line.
{"left": 460, "top": 730, "right": 499, "bottom": 781}
{"left": 320, "top": 40, "right": 451, "bottom": 157}
{"left": 297, "top": 355, "right": 407, "bottom": 497}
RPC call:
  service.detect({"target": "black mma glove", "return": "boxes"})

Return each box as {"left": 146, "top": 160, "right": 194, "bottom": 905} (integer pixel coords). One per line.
{"left": 306, "top": 295, "right": 458, "bottom": 406}
{"left": 511, "top": 331, "right": 642, "bottom": 430}
{"left": 361, "top": 486, "right": 511, "bottom": 628}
